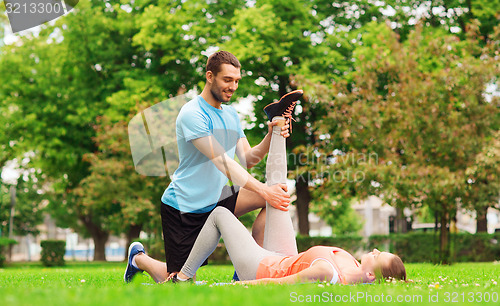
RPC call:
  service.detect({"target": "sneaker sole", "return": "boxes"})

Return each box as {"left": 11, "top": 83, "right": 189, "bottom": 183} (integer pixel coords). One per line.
{"left": 263, "top": 89, "right": 304, "bottom": 110}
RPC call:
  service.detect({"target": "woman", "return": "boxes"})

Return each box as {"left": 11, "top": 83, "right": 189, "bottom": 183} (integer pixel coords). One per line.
{"left": 175, "top": 206, "right": 406, "bottom": 285}
{"left": 174, "top": 117, "right": 406, "bottom": 284}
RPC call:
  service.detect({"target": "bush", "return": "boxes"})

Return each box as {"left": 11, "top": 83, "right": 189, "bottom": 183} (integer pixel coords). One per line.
{"left": 369, "top": 233, "right": 441, "bottom": 263}
{"left": 40, "top": 240, "right": 66, "bottom": 267}
{"left": 296, "top": 235, "right": 364, "bottom": 254}
{"left": 295, "top": 233, "right": 500, "bottom": 263}
{"left": 0, "top": 238, "right": 17, "bottom": 267}
{"left": 452, "top": 232, "right": 500, "bottom": 262}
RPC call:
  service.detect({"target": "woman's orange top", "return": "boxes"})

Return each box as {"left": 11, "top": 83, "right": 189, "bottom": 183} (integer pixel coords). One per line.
{"left": 256, "top": 246, "right": 360, "bottom": 284}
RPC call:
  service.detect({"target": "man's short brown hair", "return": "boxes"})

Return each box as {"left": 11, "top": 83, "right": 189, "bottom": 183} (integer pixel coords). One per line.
{"left": 206, "top": 51, "right": 241, "bottom": 76}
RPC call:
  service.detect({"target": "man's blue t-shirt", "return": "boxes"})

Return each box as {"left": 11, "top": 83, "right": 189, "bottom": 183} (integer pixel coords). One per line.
{"left": 161, "top": 95, "right": 246, "bottom": 213}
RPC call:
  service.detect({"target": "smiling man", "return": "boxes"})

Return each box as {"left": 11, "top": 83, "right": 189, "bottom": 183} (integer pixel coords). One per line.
{"left": 124, "top": 51, "right": 298, "bottom": 283}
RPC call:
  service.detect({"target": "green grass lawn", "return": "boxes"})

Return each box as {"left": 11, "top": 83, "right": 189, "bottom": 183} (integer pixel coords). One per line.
{"left": 0, "top": 261, "right": 499, "bottom": 305}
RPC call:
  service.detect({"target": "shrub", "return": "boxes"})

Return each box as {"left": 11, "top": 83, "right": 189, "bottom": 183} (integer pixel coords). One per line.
{"left": 296, "top": 235, "right": 364, "bottom": 254}
{"left": 295, "top": 233, "right": 500, "bottom": 263}
{"left": 452, "top": 232, "right": 500, "bottom": 262}
{"left": 369, "top": 233, "right": 441, "bottom": 263}
{"left": 0, "top": 238, "right": 17, "bottom": 267}
{"left": 40, "top": 240, "right": 66, "bottom": 267}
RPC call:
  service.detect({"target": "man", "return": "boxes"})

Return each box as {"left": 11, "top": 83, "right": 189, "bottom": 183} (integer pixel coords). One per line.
{"left": 124, "top": 50, "right": 303, "bottom": 283}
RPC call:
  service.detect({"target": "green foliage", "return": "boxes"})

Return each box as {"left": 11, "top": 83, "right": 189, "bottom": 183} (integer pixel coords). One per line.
{"left": 296, "top": 235, "right": 364, "bottom": 254}
{"left": 0, "top": 180, "right": 44, "bottom": 237}
{"left": 0, "top": 184, "right": 9, "bottom": 233}
{"left": 380, "top": 0, "right": 499, "bottom": 42}
{"left": 40, "top": 240, "right": 66, "bottom": 267}
{"left": 370, "top": 233, "right": 500, "bottom": 263}
{"left": 73, "top": 116, "right": 165, "bottom": 242}
{"left": 453, "top": 233, "right": 500, "bottom": 263}
{"left": 463, "top": 132, "right": 500, "bottom": 213}
{"left": 295, "top": 232, "right": 500, "bottom": 263}
{"left": 1, "top": 0, "right": 499, "bottom": 261}
{"left": 237, "top": 209, "right": 259, "bottom": 228}
{"left": 305, "top": 21, "right": 499, "bottom": 261}
{"left": 310, "top": 195, "right": 363, "bottom": 235}
{"left": 369, "top": 233, "right": 441, "bottom": 263}
{"left": 0, "top": 238, "right": 17, "bottom": 267}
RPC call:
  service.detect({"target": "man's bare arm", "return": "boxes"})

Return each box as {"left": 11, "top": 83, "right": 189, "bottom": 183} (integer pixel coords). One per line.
{"left": 191, "top": 135, "right": 290, "bottom": 211}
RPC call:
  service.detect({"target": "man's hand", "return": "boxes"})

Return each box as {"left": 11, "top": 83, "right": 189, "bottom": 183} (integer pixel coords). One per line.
{"left": 267, "top": 121, "right": 291, "bottom": 138}
{"left": 261, "top": 183, "right": 290, "bottom": 211}
{"left": 166, "top": 272, "right": 177, "bottom": 282}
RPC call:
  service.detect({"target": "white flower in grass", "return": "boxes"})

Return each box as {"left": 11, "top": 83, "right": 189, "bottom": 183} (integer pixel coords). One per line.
{"left": 81, "top": 279, "right": 86, "bottom": 283}
{"left": 428, "top": 282, "right": 440, "bottom": 289}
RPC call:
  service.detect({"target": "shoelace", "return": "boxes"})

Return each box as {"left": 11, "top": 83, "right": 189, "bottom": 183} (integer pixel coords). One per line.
{"left": 282, "top": 101, "right": 297, "bottom": 133}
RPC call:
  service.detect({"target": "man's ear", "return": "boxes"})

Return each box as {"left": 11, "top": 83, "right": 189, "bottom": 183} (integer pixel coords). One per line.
{"left": 206, "top": 71, "right": 214, "bottom": 83}
{"left": 366, "top": 272, "right": 376, "bottom": 282}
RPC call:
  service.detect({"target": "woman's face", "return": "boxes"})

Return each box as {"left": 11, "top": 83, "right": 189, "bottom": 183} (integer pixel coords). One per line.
{"left": 361, "top": 248, "right": 393, "bottom": 272}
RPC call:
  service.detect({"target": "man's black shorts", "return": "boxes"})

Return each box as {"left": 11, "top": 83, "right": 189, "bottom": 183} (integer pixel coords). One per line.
{"left": 161, "top": 185, "right": 239, "bottom": 273}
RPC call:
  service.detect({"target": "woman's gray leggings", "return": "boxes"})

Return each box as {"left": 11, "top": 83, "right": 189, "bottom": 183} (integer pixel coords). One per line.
{"left": 180, "top": 118, "right": 298, "bottom": 280}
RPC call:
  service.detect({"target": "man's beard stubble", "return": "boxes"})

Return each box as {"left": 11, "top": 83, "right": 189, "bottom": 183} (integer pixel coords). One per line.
{"left": 210, "top": 87, "right": 226, "bottom": 103}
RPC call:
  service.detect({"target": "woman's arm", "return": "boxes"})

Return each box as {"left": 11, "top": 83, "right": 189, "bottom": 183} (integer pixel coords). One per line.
{"left": 237, "top": 260, "right": 334, "bottom": 285}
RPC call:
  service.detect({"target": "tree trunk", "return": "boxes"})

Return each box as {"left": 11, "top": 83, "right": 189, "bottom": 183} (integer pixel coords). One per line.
{"left": 79, "top": 215, "right": 109, "bottom": 261}
{"left": 434, "top": 211, "right": 439, "bottom": 232}
{"left": 92, "top": 231, "right": 109, "bottom": 261}
{"left": 439, "top": 212, "right": 450, "bottom": 264}
{"left": 476, "top": 206, "right": 488, "bottom": 233}
{"left": 394, "top": 207, "right": 408, "bottom": 233}
{"left": 124, "top": 224, "right": 142, "bottom": 259}
{"left": 295, "top": 175, "right": 311, "bottom": 236}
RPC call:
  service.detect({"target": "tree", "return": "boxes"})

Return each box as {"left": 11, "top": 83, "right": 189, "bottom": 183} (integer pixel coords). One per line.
{"left": 464, "top": 131, "right": 500, "bottom": 232}
{"left": 304, "top": 22, "right": 498, "bottom": 262}
{"left": 226, "top": 0, "right": 334, "bottom": 235}
{"left": 0, "top": 0, "right": 249, "bottom": 259}
{"left": 73, "top": 115, "right": 166, "bottom": 260}
{"left": 0, "top": 166, "right": 45, "bottom": 238}
{"left": 0, "top": 0, "right": 159, "bottom": 260}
